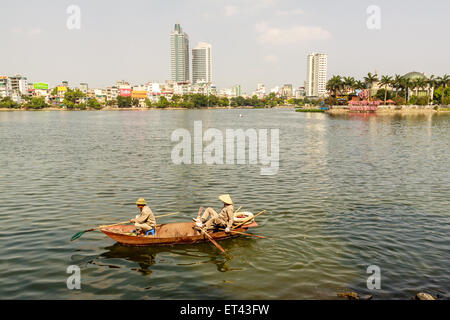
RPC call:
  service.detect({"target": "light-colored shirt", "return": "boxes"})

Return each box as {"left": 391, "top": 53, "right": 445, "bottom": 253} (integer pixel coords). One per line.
{"left": 218, "top": 204, "right": 234, "bottom": 229}
{"left": 135, "top": 206, "right": 156, "bottom": 228}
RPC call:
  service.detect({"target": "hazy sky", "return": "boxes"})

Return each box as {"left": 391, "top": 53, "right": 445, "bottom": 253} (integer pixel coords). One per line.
{"left": 1, "top": 0, "right": 449, "bottom": 92}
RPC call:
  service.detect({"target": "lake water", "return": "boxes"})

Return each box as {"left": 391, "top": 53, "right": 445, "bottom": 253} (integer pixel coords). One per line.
{"left": 0, "top": 109, "right": 448, "bottom": 299}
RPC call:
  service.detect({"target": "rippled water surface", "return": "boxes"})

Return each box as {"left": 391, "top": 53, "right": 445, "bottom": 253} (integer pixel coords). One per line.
{"left": 0, "top": 109, "right": 449, "bottom": 299}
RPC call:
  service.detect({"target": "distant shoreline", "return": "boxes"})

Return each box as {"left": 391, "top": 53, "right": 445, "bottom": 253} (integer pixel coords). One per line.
{"left": 326, "top": 105, "right": 450, "bottom": 114}
{"left": 0, "top": 105, "right": 295, "bottom": 112}
{"left": 1, "top": 105, "right": 449, "bottom": 113}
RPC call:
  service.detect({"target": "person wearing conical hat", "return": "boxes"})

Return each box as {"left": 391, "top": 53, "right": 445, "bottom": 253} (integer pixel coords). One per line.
{"left": 130, "top": 198, "right": 156, "bottom": 235}
{"left": 195, "top": 194, "right": 235, "bottom": 233}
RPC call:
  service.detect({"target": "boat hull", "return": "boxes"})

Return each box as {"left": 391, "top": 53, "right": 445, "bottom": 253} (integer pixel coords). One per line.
{"left": 100, "top": 221, "right": 258, "bottom": 247}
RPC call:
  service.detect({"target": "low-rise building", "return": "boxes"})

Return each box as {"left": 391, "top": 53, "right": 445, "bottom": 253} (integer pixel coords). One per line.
{"left": 94, "top": 89, "right": 106, "bottom": 102}
{"left": 80, "top": 83, "right": 89, "bottom": 94}
{"left": 106, "top": 86, "right": 119, "bottom": 101}
{"left": 295, "top": 86, "right": 306, "bottom": 98}
{"left": 281, "top": 84, "right": 293, "bottom": 98}
{"left": 0, "top": 76, "right": 11, "bottom": 97}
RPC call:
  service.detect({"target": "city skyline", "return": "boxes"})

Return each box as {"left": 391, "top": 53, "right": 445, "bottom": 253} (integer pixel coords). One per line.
{"left": 1, "top": 0, "right": 449, "bottom": 92}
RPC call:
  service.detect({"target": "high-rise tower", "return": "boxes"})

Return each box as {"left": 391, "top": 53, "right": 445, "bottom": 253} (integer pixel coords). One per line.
{"left": 170, "top": 24, "right": 190, "bottom": 82}
{"left": 305, "top": 53, "right": 328, "bottom": 97}
{"left": 192, "top": 42, "right": 212, "bottom": 84}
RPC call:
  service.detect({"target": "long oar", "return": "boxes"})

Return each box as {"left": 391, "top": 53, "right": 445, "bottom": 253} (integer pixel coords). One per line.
{"left": 70, "top": 212, "right": 179, "bottom": 241}
{"left": 201, "top": 228, "right": 226, "bottom": 253}
{"left": 195, "top": 207, "right": 226, "bottom": 253}
{"left": 219, "top": 228, "right": 266, "bottom": 239}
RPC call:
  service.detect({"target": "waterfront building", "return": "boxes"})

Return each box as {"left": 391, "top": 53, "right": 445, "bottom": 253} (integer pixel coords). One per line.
{"left": 161, "top": 81, "right": 176, "bottom": 96}
{"left": 192, "top": 42, "right": 212, "bottom": 84}
{"left": 106, "top": 86, "right": 119, "bottom": 101}
{"left": 295, "top": 86, "right": 306, "bottom": 98}
{"left": 117, "top": 81, "right": 132, "bottom": 97}
{"left": 9, "top": 75, "right": 28, "bottom": 95}
{"left": 170, "top": 24, "right": 190, "bottom": 82}
{"left": 116, "top": 80, "right": 129, "bottom": 87}
{"left": 232, "top": 85, "right": 242, "bottom": 97}
{"left": 270, "top": 86, "right": 281, "bottom": 96}
{"left": 191, "top": 81, "right": 215, "bottom": 95}
{"left": 219, "top": 88, "right": 232, "bottom": 97}
{"left": 11, "top": 92, "right": 22, "bottom": 103}
{"left": 94, "top": 89, "right": 106, "bottom": 97}
{"left": 33, "top": 86, "right": 50, "bottom": 98}
{"left": 253, "top": 83, "right": 266, "bottom": 98}
{"left": 132, "top": 85, "right": 148, "bottom": 92}
{"left": 147, "top": 82, "right": 162, "bottom": 95}
{"left": 282, "top": 84, "right": 293, "bottom": 98}
{"left": 80, "top": 83, "right": 89, "bottom": 94}
{"left": 402, "top": 71, "right": 432, "bottom": 100}
{"left": 0, "top": 76, "right": 11, "bottom": 97}
{"left": 306, "top": 52, "right": 328, "bottom": 97}
{"left": 173, "top": 82, "right": 191, "bottom": 96}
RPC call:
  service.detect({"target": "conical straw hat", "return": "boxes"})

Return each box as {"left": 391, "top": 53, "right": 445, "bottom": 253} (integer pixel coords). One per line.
{"left": 136, "top": 198, "right": 147, "bottom": 205}
{"left": 219, "top": 194, "right": 233, "bottom": 205}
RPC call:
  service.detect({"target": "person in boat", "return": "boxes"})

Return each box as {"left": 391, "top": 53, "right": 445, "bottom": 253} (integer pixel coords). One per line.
{"left": 130, "top": 198, "right": 156, "bottom": 235}
{"left": 195, "top": 194, "right": 235, "bottom": 233}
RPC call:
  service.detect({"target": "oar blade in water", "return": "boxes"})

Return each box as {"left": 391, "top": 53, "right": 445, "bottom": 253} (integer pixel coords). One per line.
{"left": 70, "top": 231, "right": 85, "bottom": 241}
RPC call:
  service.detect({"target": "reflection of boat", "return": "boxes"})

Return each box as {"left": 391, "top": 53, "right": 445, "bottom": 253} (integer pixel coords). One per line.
{"left": 99, "top": 244, "right": 157, "bottom": 275}
{"left": 100, "top": 221, "right": 259, "bottom": 247}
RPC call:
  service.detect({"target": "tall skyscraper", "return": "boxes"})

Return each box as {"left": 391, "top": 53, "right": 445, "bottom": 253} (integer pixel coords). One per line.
{"left": 305, "top": 53, "right": 328, "bottom": 97}
{"left": 192, "top": 42, "right": 212, "bottom": 84}
{"left": 170, "top": 24, "right": 190, "bottom": 83}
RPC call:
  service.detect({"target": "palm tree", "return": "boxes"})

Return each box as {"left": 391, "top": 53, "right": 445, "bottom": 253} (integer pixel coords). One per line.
{"left": 411, "top": 79, "right": 419, "bottom": 97}
{"left": 436, "top": 74, "right": 450, "bottom": 105}
{"left": 364, "top": 72, "right": 378, "bottom": 101}
{"left": 408, "top": 80, "right": 417, "bottom": 103}
{"left": 354, "top": 80, "right": 365, "bottom": 91}
{"left": 343, "top": 76, "right": 356, "bottom": 94}
{"left": 380, "top": 75, "right": 393, "bottom": 105}
{"left": 399, "top": 78, "right": 411, "bottom": 102}
{"left": 393, "top": 74, "right": 402, "bottom": 97}
{"left": 326, "top": 75, "right": 343, "bottom": 97}
{"left": 427, "top": 75, "right": 435, "bottom": 105}
{"left": 413, "top": 78, "right": 427, "bottom": 99}
{"left": 417, "top": 78, "right": 428, "bottom": 100}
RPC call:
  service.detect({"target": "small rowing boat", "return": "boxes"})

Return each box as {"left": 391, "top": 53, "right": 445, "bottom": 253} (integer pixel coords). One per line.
{"left": 100, "top": 221, "right": 259, "bottom": 247}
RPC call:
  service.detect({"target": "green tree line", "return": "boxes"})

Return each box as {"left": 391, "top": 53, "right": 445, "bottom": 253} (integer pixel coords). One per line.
{"left": 326, "top": 72, "right": 450, "bottom": 106}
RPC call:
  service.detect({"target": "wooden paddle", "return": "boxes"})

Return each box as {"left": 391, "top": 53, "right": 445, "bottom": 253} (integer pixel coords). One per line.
{"left": 201, "top": 229, "right": 226, "bottom": 253}
{"left": 219, "top": 228, "right": 266, "bottom": 239}
{"left": 70, "top": 211, "right": 179, "bottom": 241}
{"left": 195, "top": 206, "right": 226, "bottom": 253}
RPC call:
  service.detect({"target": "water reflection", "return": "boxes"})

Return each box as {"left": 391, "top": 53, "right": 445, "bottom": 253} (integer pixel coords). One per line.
{"left": 96, "top": 238, "right": 256, "bottom": 276}
{"left": 1, "top": 110, "right": 449, "bottom": 299}
{"left": 99, "top": 244, "right": 157, "bottom": 275}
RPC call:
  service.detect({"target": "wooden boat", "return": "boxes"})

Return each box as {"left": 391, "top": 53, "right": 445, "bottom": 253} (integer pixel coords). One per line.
{"left": 100, "top": 221, "right": 259, "bottom": 247}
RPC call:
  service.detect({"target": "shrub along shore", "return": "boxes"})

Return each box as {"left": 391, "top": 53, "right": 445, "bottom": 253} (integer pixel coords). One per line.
{"left": 1, "top": 92, "right": 299, "bottom": 110}
{"left": 1, "top": 104, "right": 449, "bottom": 112}
{"left": 325, "top": 105, "right": 450, "bottom": 114}
{"left": 1, "top": 85, "right": 448, "bottom": 112}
